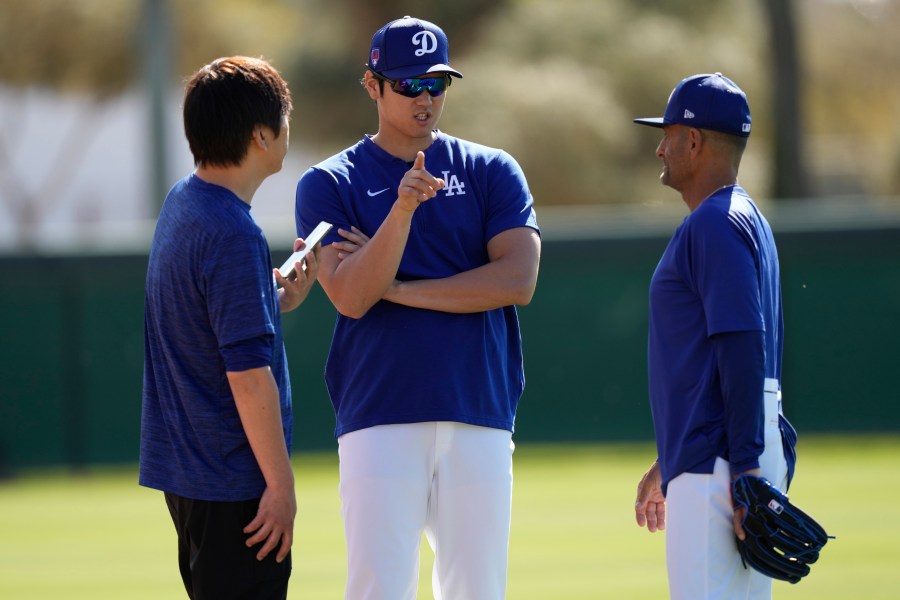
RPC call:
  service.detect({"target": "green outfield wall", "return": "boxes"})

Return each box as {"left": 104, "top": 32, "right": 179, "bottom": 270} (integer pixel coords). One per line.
{"left": 1, "top": 223, "right": 898, "bottom": 471}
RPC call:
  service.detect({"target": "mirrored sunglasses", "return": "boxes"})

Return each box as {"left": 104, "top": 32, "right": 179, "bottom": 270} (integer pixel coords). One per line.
{"left": 381, "top": 75, "right": 450, "bottom": 98}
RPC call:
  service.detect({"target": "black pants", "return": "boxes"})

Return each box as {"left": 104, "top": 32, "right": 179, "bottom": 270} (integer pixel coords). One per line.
{"left": 164, "top": 492, "right": 291, "bottom": 600}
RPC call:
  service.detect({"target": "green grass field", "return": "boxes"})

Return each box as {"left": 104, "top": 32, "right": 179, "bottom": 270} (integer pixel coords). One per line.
{"left": 0, "top": 435, "right": 895, "bottom": 599}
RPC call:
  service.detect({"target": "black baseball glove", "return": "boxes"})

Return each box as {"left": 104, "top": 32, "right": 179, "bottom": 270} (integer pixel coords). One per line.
{"left": 732, "top": 474, "right": 832, "bottom": 584}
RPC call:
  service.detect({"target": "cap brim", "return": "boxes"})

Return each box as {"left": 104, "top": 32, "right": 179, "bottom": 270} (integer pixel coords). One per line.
{"left": 633, "top": 117, "right": 665, "bottom": 128}
{"left": 379, "top": 64, "right": 463, "bottom": 79}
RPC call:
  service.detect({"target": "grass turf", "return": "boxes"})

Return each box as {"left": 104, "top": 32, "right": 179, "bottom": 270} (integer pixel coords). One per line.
{"left": 0, "top": 435, "right": 894, "bottom": 598}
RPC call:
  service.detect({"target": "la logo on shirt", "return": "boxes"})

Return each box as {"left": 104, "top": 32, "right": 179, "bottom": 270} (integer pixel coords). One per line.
{"left": 441, "top": 171, "right": 466, "bottom": 197}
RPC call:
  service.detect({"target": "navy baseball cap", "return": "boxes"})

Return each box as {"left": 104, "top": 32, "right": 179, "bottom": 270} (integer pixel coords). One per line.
{"left": 367, "top": 16, "right": 463, "bottom": 79}
{"left": 633, "top": 73, "right": 751, "bottom": 137}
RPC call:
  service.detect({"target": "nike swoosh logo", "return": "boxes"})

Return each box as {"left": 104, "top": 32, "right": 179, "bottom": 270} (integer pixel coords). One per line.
{"left": 367, "top": 187, "right": 389, "bottom": 197}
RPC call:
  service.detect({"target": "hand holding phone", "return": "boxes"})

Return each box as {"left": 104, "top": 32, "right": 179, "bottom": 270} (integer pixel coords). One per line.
{"left": 278, "top": 221, "right": 333, "bottom": 278}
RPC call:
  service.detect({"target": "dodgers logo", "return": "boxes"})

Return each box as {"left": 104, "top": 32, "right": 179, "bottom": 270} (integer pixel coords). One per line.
{"left": 441, "top": 171, "right": 466, "bottom": 197}
{"left": 412, "top": 31, "right": 438, "bottom": 57}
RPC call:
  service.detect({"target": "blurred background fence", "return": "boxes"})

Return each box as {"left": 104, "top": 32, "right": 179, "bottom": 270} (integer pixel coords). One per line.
{"left": 2, "top": 0, "right": 900, "bottom": 473}
{"left": 2, "top": 205, "right": 897, "bottom": 472}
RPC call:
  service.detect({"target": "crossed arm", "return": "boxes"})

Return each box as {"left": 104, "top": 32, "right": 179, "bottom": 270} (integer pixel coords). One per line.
{"left": 325, "top": 224, "right": 541, "bottom": 316}
{"left": 316, "top": 152, "right": 541, "bottom": 318}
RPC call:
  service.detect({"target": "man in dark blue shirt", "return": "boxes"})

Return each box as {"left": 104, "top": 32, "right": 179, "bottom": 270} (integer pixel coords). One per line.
{"left": 140, "top": 56, "right": 319, "bottom": 599}
{"left": 632, "top": 73, "right": 797, "bottom": 599}
{"left": 295, "top": 16, "right": 540, "bottom": 599}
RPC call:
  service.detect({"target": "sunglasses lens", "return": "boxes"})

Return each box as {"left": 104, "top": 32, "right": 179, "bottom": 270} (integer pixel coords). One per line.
{"left": 393, "top": 77, "right": 448, "bottom": 98}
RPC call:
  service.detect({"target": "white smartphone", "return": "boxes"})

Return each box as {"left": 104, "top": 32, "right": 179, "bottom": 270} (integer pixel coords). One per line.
{"left": 277, "top": 221, "right": 333, "bottom": 278}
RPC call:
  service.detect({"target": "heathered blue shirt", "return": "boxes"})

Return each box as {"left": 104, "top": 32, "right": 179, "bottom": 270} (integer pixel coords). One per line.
{"left": 140, "top": 174, "right": 292, "bottom": 502}
{"left": 648, "top": 185, "right": 783, "bottom": 493}
{"left": 295, "top": 132, "right": 539, "bottom": 438}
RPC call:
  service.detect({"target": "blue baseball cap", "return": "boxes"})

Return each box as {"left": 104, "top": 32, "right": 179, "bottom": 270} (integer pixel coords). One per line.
{"left": 367, "top": 16, "right": 463, "bottom": 80}
{"left": 633, "top": 73, "right": 751, "bottom": 137}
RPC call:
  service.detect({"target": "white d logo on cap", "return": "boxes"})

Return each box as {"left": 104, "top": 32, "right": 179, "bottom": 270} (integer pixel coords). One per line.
{"left": 412, "top": 31, "right": 438, "bottom": 56}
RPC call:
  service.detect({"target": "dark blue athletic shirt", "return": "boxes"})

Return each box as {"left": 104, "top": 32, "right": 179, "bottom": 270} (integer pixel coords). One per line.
{"left": 140, "top": 174, "right": 292, "bottom": 501}
{"left": 648, "top": 185, "right": 784, "bottom": 492}
{"left": 295, "top": 132, "right": 539, "bottom": 437}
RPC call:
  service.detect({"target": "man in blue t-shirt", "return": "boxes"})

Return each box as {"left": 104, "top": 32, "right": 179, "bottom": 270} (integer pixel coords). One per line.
{"left": 295, "top": 16, "right": 541, "bottom": 599}
{"left": 140, "top": 56, "right": 320, "bottom": 599}
{"left": 631, "top": 73, "right": 798, "bottom": 599}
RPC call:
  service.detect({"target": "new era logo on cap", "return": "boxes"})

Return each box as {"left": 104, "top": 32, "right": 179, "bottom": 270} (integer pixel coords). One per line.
{"left": 633, "top": 73, "right": 752, "bottom": 138}
{"left": 367, "top": 16, "right": 463, "bottom": 80}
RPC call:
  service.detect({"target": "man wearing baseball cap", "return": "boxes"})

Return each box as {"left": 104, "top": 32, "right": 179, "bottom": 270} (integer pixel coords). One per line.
{"left": 295, "top": 16, "right": 540, "bottom": 599}
{"left": 631, "top": 73, "right": 798, "bottom": 599}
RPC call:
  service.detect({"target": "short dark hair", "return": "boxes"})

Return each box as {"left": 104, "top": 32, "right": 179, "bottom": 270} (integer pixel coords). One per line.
{"left": 183, "top": 56, "right": 293, "bottom": 167}
{"left": 703, "top": 128, "right": 747, "bottom": 148}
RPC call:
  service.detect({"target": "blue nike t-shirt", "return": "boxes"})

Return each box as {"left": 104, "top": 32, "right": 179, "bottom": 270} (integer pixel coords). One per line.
{"left": 295, "top": 131, "right": 539, "bottom": 437}
{"left": 140, "top": 174, "right": 292, "bottom": 501}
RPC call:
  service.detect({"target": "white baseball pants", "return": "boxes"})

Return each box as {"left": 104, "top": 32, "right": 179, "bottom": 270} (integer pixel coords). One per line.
{"left": 337, "top": 422, "right": 514, "bottom": 600}
{"left": 665, "top": 379, "right": 789, "bottom": 600}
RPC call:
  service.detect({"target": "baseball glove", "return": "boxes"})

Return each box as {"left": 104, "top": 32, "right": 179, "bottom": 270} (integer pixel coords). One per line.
{"left": 732, "top": 474, "right": 832, "bottom": 584}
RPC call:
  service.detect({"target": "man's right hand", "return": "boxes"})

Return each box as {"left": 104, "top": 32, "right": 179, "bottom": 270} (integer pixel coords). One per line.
{"left": 635, "top": 460, "right": 667, "bottom": 532}
{"left": 396, "top": 151, "right": 445, "bottom": 212}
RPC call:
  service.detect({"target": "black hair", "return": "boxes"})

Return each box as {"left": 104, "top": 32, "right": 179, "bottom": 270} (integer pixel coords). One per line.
{"left": 183, "top": 56, "right": 292, "bottom": 167}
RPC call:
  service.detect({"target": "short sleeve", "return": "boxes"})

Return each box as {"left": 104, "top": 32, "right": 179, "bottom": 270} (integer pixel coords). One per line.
{"left": 688, "top": 207, "right": 762, "bottom": 336}
{"left": 295, "top": 167, "right": 346, "bottom": 246}
{"left": 484, "top": 150, "right": 539, "bottom": 242}
{"left": 202, "top": 232, "right": 277, "bottom": 350}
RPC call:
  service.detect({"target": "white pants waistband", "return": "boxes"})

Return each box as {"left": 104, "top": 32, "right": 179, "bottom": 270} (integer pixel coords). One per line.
{"left": 764, "top": 377, "right": 782, "bottom": 419}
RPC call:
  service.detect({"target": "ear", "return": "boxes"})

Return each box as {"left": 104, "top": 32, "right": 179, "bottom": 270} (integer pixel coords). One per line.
{"left": 687, "top": 128, "right": 703, "bottom": 159}
{"left": 363, "top": 71, "right": 381, "bottom": 101}
{"left": 252, "top": 126, "right": 269, "bottom": 150}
